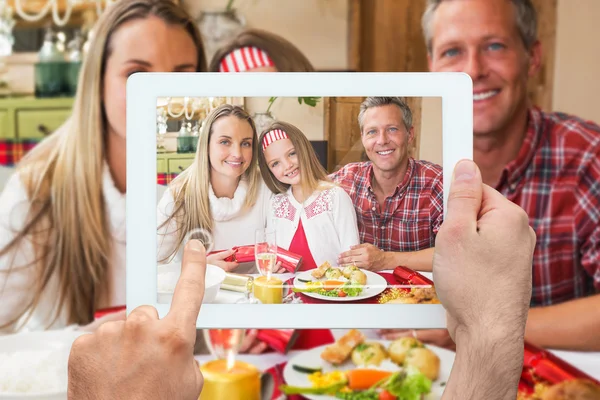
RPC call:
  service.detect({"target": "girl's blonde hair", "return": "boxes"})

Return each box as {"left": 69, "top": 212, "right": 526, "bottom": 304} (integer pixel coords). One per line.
{"left": 258, "top": 121, "right": 332, "bottom": 199}
{"left": 0, "top": 0, "right": 207, "bottom": 330}
{"left": 209, "top": 28, "right": 315, "bottom": 72}
{"left": 159, "top": 104, "right": 260, "bottom": 263}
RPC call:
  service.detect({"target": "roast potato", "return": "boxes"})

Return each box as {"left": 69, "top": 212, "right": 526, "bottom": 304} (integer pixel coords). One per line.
{"left": 350, "top": 269, "right": 367, "bottom": 285}
{"left": 404, "top": 347, "right": 440, "bottom": 381}
{"left": 351, "top": 342, "right": 388, "bottom": 367}
{"left": 342, "top": 265, "right": 359, "bottom": 278}
{"left": 325, "top": 267, "right": 342, "bottom": 279}
{"left": 387, "top": 337, "right": 424, "bottom": 365}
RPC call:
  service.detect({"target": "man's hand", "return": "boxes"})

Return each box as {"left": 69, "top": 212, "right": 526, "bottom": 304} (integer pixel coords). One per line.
{"left": 433, "top": 160, "right": 535, "bottom": 343}
{"left": 68, "top": 240, "right": 208, "bottom": 400}
{"left": 337, "top": 243, "right": 389, "bottom": 271}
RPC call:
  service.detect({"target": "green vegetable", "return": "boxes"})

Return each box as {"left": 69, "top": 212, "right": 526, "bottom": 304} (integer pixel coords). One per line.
{"left": 335, "top": 390, "right": 379, "bottom": 400}
{"left": 380, "top": 367, "right": 432, "bottom": 400}
{"left": 291, "top": 364, "right": 322, "bottom": 374}
{"left": 279, "top": 382, "right": 345, "bottom": 395}
{"left": 297, "top": 277, "right": 313, "bottom": 283}
{"left": 355, "top": 343, "right": 369, "bottom": 352}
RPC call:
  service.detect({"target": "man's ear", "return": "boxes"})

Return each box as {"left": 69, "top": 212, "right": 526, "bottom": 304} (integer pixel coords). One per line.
{"left": 527, "top": 40, "right": 542, "bottom": 77}
{"left": 408, "top": 126, "right": 415, "bottom": 143}
{"left": 427, "top": 53, "right": 433, "bottom": 71}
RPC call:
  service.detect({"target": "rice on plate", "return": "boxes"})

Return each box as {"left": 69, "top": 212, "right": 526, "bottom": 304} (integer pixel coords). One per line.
{"left": 0, "top": 330, "right": 87, "bottom": 400}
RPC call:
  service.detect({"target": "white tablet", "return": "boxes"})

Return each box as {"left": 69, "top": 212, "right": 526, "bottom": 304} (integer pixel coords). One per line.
{"left": 126, "top": 72, "right": 472, "bottom": 329}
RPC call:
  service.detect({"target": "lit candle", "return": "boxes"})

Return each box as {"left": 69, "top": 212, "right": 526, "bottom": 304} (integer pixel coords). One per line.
{"left": 199, "top": 359, "right": 261, "bottom": 400}
{"left": 253, "top": 275, "right": 283, "bottom": 304}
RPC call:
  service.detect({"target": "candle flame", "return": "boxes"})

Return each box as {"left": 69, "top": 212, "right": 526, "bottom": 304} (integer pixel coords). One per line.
{"left": 226, "top": 348, "right": 236, "bottom": 371}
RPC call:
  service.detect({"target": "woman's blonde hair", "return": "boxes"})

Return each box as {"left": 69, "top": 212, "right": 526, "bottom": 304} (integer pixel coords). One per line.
{"left": 0, "top": 0, "right": 207, "bottom": 330}
{"left": 209, "top": 28, "right": 315, "bottom": 72}
{"left": 158, "top": 104, "right": 261, "bottom": 263}
{"left": 258, "top": 121, "right": 331, "bottom": 199}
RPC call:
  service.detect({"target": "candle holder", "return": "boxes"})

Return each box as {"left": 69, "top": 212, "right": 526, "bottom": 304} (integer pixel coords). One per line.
{"left": 199, "top": 359, "right": 261, "bottom": 400}
{"left": 252, "top": 275, "right": 283, "bottom": 304}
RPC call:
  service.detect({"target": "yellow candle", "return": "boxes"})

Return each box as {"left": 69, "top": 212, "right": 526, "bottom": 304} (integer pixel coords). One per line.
{"left": 199, "top": 360, "right": 261, "bottom": 400}
{"left": 253, "top": 275, "right": 283, "bottom": 304}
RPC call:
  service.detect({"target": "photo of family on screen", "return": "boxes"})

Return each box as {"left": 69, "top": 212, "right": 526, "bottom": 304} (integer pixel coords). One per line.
{"left": 155, "top": 95, "right": 444, "bottom": 307}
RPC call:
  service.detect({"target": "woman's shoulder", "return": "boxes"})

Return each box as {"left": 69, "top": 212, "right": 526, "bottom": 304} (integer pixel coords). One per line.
{"left": 0, "top": 171, "right": 31, "bottom": 211}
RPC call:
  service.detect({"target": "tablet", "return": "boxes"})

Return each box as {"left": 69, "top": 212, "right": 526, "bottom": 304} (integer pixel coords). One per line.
{"left": 126, "top": 72, "right": 472, "bottom": 329}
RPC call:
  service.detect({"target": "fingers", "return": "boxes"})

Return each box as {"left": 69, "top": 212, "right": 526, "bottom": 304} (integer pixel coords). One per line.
{"left": 239, "top": 329, "right": 258, "bottom": 353}
{"left": 207, "top": 249, "right": 235, "bottom": 262}
{"left": 168, "top": 240, "right": 207, "bottom": 332}
{"left": 128, "top": 305, "right": 159, "bottom": 323}
{"left": 378, "top": 329, "right": 411, "bottom": 340}
{"left": 444, "top": 159, "right": 483, "bottom": 235}
{"left": 248, "top": 341, "right": 269, "bottom": 354}
{"left": 350, "top": 243, "right": 369, "bottom": 250}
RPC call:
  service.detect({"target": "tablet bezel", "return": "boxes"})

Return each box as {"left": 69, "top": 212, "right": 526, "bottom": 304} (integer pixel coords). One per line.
{"left": 126, "top": 72, "right": 472, "bottom": 328}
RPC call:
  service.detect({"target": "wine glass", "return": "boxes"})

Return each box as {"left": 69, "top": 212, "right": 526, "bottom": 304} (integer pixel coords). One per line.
{"left": 255, "top": 228, "right": 277, "bottom": 279}
{"left": 203, "top": 329, "right": 246, "bottom": 364}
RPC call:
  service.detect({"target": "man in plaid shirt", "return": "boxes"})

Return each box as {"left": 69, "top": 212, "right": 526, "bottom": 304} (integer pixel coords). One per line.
{"left": 381, "top": 0, "right": 600, "bottom": 352}
{"left": 331, "top": 96, "right": 444, "bottom": 272}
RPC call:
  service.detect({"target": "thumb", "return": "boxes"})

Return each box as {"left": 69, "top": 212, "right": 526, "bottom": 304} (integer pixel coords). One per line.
{"left": 444, "top": 159, "right": 483, "bottom": 234}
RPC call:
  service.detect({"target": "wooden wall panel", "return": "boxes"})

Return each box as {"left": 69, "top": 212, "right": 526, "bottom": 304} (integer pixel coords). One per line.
{"left": 529, "top": 0, "right": 557, "bottom": 112}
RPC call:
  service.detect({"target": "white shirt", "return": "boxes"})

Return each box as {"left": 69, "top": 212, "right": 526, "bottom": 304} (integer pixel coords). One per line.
{"left": 156, "top": 179, "right": 271, "bottom": 272}
{"left": 266, "top": 184, "right": 360, "bottom": 269}
{"left": 0, "top": 165, "right": 126, "bottom": 333}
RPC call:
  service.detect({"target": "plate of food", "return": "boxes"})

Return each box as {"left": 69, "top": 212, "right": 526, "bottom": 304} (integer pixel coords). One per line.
{"left": 292, "top": 262, "right": 388, "bottom": 302}
{"left": 280, "top": 329, "right": 454, "bottom": 400}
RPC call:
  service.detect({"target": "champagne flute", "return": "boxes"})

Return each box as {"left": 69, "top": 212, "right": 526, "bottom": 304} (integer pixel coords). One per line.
{"left": 255, "top": 228, "right": 277, "bottom": 279}
{"left": 203, "top": 329, "right": 246, "bottom": 368}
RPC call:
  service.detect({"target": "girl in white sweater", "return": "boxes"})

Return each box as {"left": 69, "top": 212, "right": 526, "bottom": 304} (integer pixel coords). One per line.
{"left": 258, "top": 121, "right": 360, "bottom": 272}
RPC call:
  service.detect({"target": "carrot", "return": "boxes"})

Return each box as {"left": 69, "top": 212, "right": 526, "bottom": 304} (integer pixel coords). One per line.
{"left": 323, "top": 280, "right": 344, "bottom": 290}
{"left": 346, "top": 369, "right": 393, "bottom": 390}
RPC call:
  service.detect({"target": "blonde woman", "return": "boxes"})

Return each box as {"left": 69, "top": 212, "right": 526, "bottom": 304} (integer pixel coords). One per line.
{"left": 157, "top": 104, "right": 273, "bottom": 273}
{"left": 0, "top": 0, "right": 207, "bottom": 333}
{"left": 209, "top": 28, "right": 315, "bottom": 72}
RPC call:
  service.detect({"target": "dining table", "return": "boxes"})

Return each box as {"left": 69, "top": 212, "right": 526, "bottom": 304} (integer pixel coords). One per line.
{"left": 196, "top": 270, "right": 600, "bottom": 400}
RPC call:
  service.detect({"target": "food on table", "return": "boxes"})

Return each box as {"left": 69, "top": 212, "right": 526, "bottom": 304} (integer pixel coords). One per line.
{"left": 345, "top": 369, "right": 393, "bottom": 390}
{"left": 296, "top": 262, "right": 370, "bottom": 298}
{"left": 312, "top": 261, "right": 332, "bottom": 278}
{"left": 281, "top": 366, "right": 432, "bottom": 400}
{"left": 541, "top": 379, "right": 600, "bottom": 400}
{"left": 404, "top": 347, "right": 440, "bottom": 381}
{"left": 387, "top": 337, "right": 424, "bottom": 365}
{"left": 342, "top": 264, "right": 359, "bottom": 278}
{"left": 321, "top": 329, "right": 366, "bottom": 365}
{"left": 350, "top": 269, "right": 367, "bottom": 285}
{"left": 351, "top": 342, "right": 388, "bottom": 367}
{"left": 326, "top": 267, "right": 343, "bottom": 279}
{"left": 381, "top": 286, "right": 441, "bottom": 304}
{"left": 292, "top": 364, "right": 322, "bottom": 374}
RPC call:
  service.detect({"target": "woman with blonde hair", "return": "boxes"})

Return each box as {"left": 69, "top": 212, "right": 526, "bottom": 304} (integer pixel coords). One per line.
{"left": 0, "top": 0, "right": 207, "bottom": 333}
{"left": 209, "top": 28, "right": 315, "bottom": 72}
{"left": 156, "top": 103, "right": 272, "bottom": 273}
{"left": 258, "top": 121, "right": 359, "bottom": 271}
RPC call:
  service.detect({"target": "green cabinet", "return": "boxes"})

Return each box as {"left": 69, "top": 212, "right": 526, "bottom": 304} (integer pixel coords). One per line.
{"left": 0, "top": 96, "right": 74, "bottom": 140}
{"left": 156, "top": 153, "right": 195, "bottom": 175}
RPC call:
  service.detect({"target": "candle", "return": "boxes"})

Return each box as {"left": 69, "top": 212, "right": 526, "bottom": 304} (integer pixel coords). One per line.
{"left": 253, "top": 275, "right": 283, "bottom": 304}
{"left": 199, "top": 359, "right": 261, "bottom": 400}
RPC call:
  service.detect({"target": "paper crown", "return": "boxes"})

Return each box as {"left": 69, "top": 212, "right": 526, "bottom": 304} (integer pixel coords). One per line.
{"left": 261, "top": 129, "right": 289, "bottom": 151}
{"left": 219, "top": 46, "right": 275, "bottom": 72}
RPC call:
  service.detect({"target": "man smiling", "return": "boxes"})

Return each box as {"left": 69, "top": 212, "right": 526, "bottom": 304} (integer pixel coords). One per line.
{"left": 332, "top": 97, "right": 443, "bottom": 272}
{"left": 381, "top": 0, "right": 600, "bottom": 352}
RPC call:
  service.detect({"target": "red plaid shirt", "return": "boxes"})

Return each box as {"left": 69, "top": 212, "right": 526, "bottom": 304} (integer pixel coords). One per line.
{"left": 331, "top": 158, "right": 444, "bottom": 252}
{"left": 497, "top": 107, "right": 600, "bottom": 306}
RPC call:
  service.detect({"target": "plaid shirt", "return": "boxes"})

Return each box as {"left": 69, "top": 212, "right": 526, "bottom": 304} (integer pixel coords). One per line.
{"left": 496, "top": 107, "right": 600, "bottom": 306}
{"left": 330, "top": 158, "right": 444, "bottom": 252}
{"left": 0, "top": 139, "right": 40, "bottom": 167}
